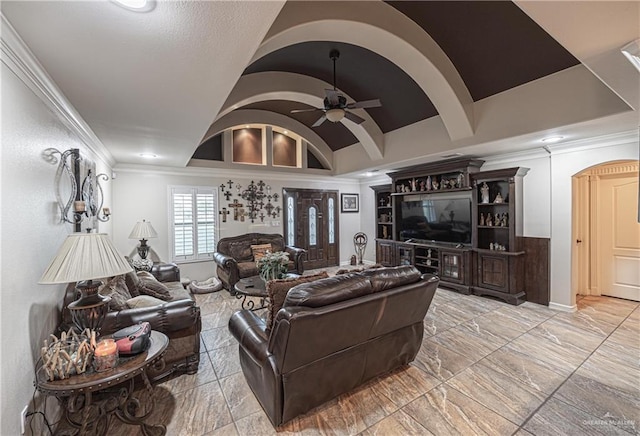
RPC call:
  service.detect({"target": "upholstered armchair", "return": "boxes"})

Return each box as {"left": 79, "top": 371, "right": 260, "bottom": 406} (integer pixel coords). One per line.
{"left": 213, "top": 233, "right": 305, "bottom": 291}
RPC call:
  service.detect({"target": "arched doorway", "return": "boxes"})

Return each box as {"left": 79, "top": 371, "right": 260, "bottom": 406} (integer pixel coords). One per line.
{"left": 572, "top": 160, "right": 640, "bottom": 301}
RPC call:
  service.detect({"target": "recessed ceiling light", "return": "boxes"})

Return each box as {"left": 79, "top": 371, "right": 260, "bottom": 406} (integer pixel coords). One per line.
{"left": 283, "top": 130, "right": 288, "bottom": 134}
{"left": 111, "top": 0, "right": 156, "bottom": 12}
{"left": 363, "top": 169, "right": 379, "bottom": 177}
{"left": 245, "top": 125, "right": 250, "bottom": 128}
{"left": 139, "top": 153, "right": 157, "bottom": 159}
{"left": 541, "top": 136, "right": 564, "bottom": 143}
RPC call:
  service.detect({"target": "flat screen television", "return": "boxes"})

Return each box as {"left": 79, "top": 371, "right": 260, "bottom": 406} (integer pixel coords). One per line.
{"left": 398, "top": 193, "right": 472, "bottom": 244}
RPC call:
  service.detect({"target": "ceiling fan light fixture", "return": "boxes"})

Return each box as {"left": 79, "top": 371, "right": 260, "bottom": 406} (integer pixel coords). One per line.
{"left": 326, "top": 108, "right": 345, "bottom": 123}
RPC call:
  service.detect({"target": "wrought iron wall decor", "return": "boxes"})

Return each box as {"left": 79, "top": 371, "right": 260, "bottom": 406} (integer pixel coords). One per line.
{"left": 219, "top": 179, "right": 281, "bottom": 223}
{"left": 44, "top": 148, "right": 110, "bottom": 231}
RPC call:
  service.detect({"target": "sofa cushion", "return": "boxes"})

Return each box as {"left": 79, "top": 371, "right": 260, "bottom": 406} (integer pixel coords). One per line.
{"left": 284, "top": 274, "right": 373, "bottom": 308}
{"left": 138, "top": 277, "right": 172, "bottom": 301}
{"left": 237, "top": 262, "right": 259, "bottom": 278}
{"left": 99, "top": 275, "right": 132, "bottom": 311}
{"left": 251, "top": 243, "right": 272, "bottom": 262}
{"left": 229, "top": 241, "right": 253, "bottom": 262}
{"left": 137, "top": 270, "right": 156, "bottom": 280}
{"left": 126, "top": 295, "right": 166, "bottom": 309}
{"left": 361, "top": 265, "right": 422, "bottom": 293}
{"left": 266, "top": 271, "right": 329, "bottom": 333}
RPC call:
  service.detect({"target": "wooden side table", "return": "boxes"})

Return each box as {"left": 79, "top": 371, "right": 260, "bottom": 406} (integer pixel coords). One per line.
{"left": 35, "top": 330, "right": 169, "bottom": 435}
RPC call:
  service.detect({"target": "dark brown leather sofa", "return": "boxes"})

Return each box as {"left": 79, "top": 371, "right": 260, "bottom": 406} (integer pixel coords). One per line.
{"left": 62, "top": 263, "right": 201, "bottom": 382}
{"left": 213, "top": 233, "right": 305, "bottom": 292}
{"left": 228, "top": 265, "right": 439, "bottom": 427}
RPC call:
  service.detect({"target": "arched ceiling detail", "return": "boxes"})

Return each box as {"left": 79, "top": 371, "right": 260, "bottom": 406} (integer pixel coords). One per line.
{"left": 216, "top": 71, "right": 384, "bottom": 160}
{"left": 250, "top": 0, "right": 475, "bottom": 141}
{"left": 203, "top": 109, "right": 334, "bottom": 171}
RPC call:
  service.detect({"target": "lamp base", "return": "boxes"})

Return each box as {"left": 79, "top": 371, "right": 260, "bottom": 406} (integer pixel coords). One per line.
{"left": 137, "top": 239, "right": 150, "bottom": 259}
{"left": 68, "top": 280, "right": 111, "bottom": 333}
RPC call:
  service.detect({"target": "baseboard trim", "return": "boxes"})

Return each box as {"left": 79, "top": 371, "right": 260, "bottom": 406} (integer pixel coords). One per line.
{"left": 548, "top": 301, "right": 577, "bottom": 312}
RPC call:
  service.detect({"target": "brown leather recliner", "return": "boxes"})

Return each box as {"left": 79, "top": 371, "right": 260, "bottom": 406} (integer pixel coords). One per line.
{"left": 214, "top": 233, "right": 306, "bottom": 292}
{"left": 228, "top": 266, "right": 439, "bottom": 427}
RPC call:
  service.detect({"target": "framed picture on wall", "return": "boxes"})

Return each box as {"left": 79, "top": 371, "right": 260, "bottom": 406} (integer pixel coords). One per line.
{"left": 341, "top": 193, "right": 359, "bottom": 213}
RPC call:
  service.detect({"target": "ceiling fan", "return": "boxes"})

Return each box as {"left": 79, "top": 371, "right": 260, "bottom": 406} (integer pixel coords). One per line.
{"left": 291, "top": 49, "right": 382, "bottom": 127}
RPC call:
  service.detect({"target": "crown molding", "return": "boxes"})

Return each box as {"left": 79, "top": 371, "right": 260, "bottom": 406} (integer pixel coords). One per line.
{"left": 545, "top": 129, "right": 638, "bottom": 155}
{"left": 1, "top": 13, "right": 115, "bottom": 167}
{"left": 114, "top": 163, "right": 361, "bottom": 185}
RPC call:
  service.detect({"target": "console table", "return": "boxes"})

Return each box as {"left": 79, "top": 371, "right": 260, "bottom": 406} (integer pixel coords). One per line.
{"left": 35, "top": 331, "right": 169, "bottom": 435}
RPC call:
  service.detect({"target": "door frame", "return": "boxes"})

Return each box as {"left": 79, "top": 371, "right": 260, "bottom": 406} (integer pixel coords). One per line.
{"left": 571, "top": 160, "right": 639, "bottom": 297}
{"left": 282, "top": 187, "right": 340, "bottom": 268}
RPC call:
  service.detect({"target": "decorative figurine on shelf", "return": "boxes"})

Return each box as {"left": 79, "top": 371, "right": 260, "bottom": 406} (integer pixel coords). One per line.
{"left": 441, "top": 179, "right": 448, "bottom": 189}
{"left": 486, "top": 213, "right": 493, "bottom": 226}
{"left": 480, "top": 182, "right": 490, "bottom": 203}
{"left": 420, "top": 180, "right": 426, "bottom": 191}
{"left": 411, "top": 178, "right": 417, "bottom": 192}
{"left": 457, "top": 173, "right": 464, "bottom": 188}
{"left": 426, "top": 175, "right": 432, "bottom": 191}
{"left": 427, "top": 249, "right": 432, "bottom": 258}
{"left": 502, "top": 213, "right": 508, "bottom": 227}
{"left": 432, "top": 178, "right": 439, "bottom": 191}
{"left": 479, "top": 213, "right": 485, "bottom": 226}
{"left": 382, "top": 225, "right": 388, "bottom": 239}
{"left": 494, "top": 192, "right": 504, "bottom": 203}
{"left": 490, "top": 242, "right": 494, "bottom": 250}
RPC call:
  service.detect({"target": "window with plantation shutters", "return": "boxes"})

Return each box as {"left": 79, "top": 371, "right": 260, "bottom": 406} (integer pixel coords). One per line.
{"left": 170, "top": 186, "right": 217, "bottom": 262}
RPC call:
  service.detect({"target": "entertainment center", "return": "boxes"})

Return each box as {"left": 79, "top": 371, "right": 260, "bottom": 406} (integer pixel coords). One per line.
{"left": 372, "top": 158, "right": 530, "bottom": 305}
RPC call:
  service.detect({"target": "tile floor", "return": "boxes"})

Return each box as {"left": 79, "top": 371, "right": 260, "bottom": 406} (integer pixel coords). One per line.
{"left": 110, "top": 269, "right": 639, "bottom": 435}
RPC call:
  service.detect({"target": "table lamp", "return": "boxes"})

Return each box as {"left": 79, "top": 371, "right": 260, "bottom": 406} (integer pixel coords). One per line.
{"left": 128, "top": 219, "right": 158, "bottom": 259}
{"left": 40, "top": 232, "right": 133, "bottom": 333}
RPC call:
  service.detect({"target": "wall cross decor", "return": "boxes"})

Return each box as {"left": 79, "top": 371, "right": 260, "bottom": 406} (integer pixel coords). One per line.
{"left": 228, "top": 199, "right": 244, "bottom": 221}
{"left": 219, "top": 179, "right": 281, "bottom": 224}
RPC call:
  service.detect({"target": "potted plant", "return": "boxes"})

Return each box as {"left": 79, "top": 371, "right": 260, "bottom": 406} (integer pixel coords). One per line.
{"left": 257, "top": 251, "right": 290, "bottom": 282}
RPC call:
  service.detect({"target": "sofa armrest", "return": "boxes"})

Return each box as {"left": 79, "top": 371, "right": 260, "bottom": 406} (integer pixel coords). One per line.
{"left": 102, "top": 299, "right": 200, "bottom": 334}
{"left": 285, "top": 246, "right": 306, "bottom": 274}
{"left": 151, "top": 262, "right": 181, "bottom": 282}
{"left": 214, "top": 252, "right": 237, "bottom": 269}
{"left": 228, "top": 310, "right": 269, "bottom": 366}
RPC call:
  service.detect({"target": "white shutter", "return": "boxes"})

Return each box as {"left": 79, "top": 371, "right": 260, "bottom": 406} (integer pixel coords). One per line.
{"left": 196, "top": 192, "right": 216, "bottom": 258}
{"left": 170, "top": 186, "right": 217, "bottom": 262}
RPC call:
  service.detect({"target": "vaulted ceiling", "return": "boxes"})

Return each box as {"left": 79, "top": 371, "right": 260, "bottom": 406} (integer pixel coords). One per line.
{"left": 2, "top": 1, "right": 638, "bottom": 175}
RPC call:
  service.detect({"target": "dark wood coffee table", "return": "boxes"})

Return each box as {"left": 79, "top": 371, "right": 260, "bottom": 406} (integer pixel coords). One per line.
{"left": 234, "top": 276, "right": 268, "bottom": 311}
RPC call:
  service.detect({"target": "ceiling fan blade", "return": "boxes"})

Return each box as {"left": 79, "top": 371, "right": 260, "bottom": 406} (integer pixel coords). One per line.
{"left": 290, "top": 108, "right": 321, "bottom": 113}
{"left": 346, "top": 99, "right": 381, "bottom": 109}
{"left": 312, "top": 114, "right": 327, "bottom": 127}
{"left": 324, "top": 88, "right": 340, "bottom": 106}
{"left": 343, "top": 110, "right": 366, "bottom": 124}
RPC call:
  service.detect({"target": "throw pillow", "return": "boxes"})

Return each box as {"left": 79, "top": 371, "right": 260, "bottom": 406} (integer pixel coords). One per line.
{"left": 251, "top": 243, "right": 272, "bottom": 262}
{"left": 126, "top": 295, "right": 166, "bottom": 309}
{"left": 124, "top": 269, "right": 141, "bottom": 297}
{"left": 265, "top": 271, "right": 329, "bottom": 334}
{"left": 99, "top": 275, "right": 132, "bottom": 311}
{"left": 137, "top": 277, "right": 172, "bottom": 301}
{"left": 136, "top": 271, "right": 156, "bottom": 280}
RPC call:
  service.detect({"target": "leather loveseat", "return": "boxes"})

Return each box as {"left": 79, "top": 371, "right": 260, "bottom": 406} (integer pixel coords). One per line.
{"left": 228, "top": 265, "right": 439, "bottom": 427}
{"left": 62, "top": 263, "right": 201, "bottom": 382}
{"left": 213, "top": 233, "right": 305, "bottom": 292}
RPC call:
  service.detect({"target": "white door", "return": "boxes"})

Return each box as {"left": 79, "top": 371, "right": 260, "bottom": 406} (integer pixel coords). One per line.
{"left": 599, "top": 175, "right": 640, "bottom": 301}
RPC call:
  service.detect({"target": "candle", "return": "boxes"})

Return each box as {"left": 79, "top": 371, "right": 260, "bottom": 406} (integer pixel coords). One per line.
{"left": 93, "top": 339, "right": 118, "bottom": 372}
{"left": 74, "top": 201, "right": 86, "bottom": 212}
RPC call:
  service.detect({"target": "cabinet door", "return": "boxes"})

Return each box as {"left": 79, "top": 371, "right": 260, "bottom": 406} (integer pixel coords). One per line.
{"left": 476, "top": 253, "right": 509, "bottom": 292}
{"left": 376, "top": 240, "right": 396, "bottom": 266}
{"left": 396, "top": 244, "right": 414, "bottom": 266}
{"left": 440, "top": 250, "right": 464, "bottom": 284}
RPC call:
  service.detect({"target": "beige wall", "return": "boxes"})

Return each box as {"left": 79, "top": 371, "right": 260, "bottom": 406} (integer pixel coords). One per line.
{"left": 1, "top": 64, "right": 113, "bottom": 434}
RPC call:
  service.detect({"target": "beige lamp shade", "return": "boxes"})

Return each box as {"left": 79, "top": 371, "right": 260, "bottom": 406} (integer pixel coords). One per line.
{"left": 128, "top": 220, "right": 158, "bottom": 240}
{"left": 40, "top": 232, "right": 133, "bottom": 284}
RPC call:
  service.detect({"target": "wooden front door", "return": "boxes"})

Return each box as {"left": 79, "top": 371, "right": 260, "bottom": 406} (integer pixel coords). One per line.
{"left": 283, "top": 189, "right": 339, "bottom": 270}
